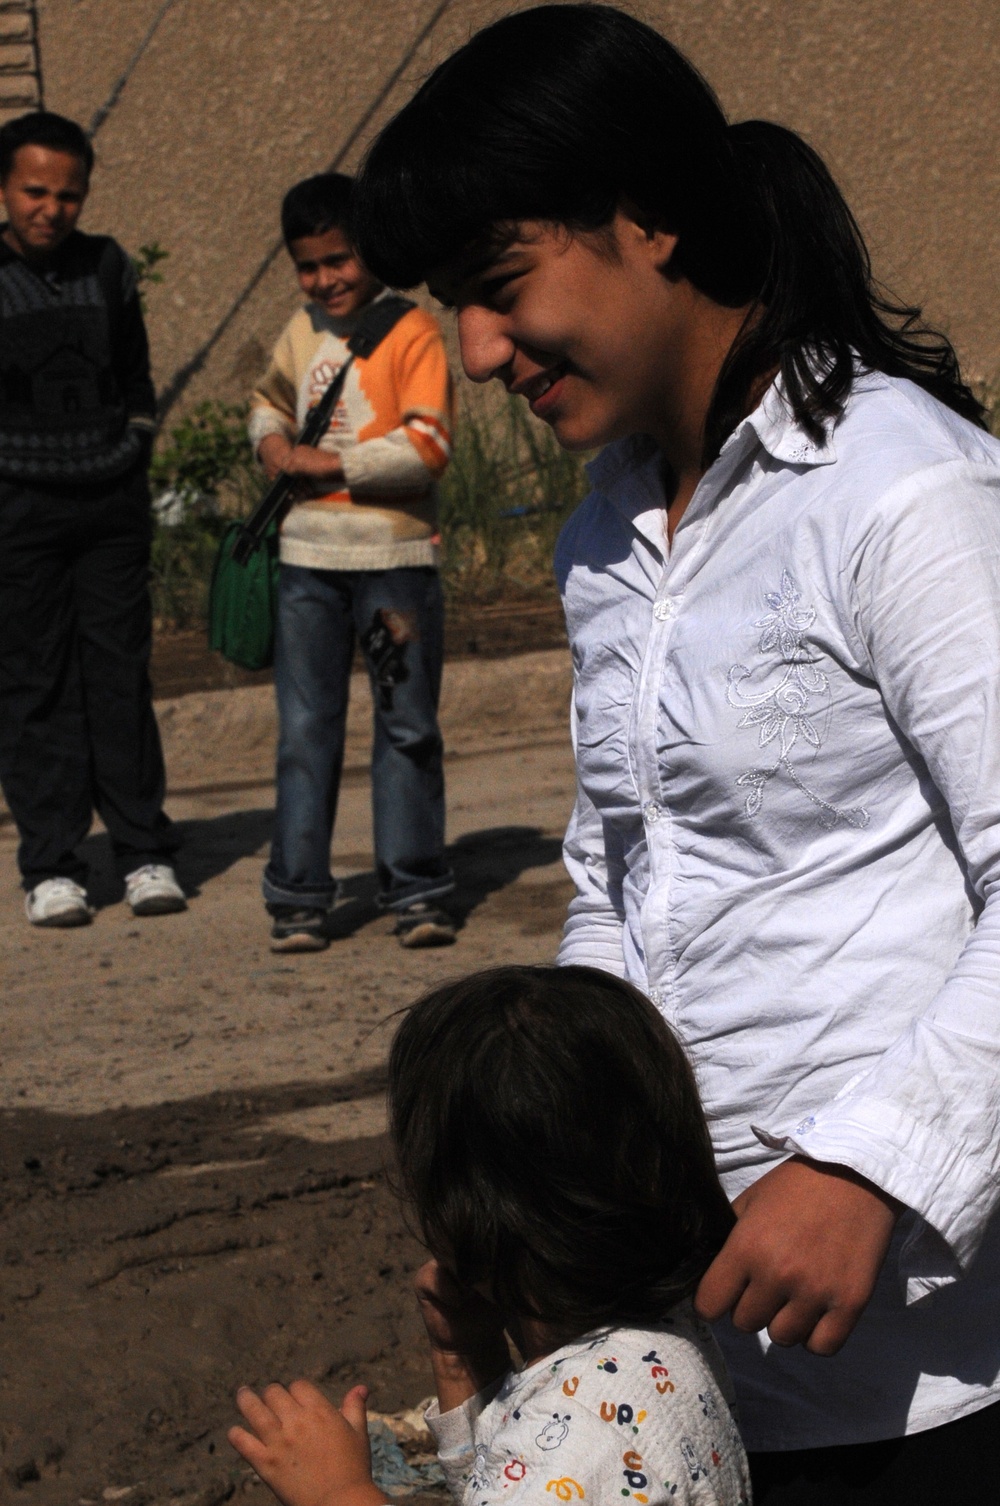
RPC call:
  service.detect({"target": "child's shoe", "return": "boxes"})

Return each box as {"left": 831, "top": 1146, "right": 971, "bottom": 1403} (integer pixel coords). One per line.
{"left": 25, "top": 876, "right": 92, "bottom": 928}
{"left": 393, "top": 902, "right": 456, "bottom": 948}
{"left": 270, "top": 906, "right": 330, "bottom": 953}
{"left": 125, "top": 864, "right": 188, "bottom": 916}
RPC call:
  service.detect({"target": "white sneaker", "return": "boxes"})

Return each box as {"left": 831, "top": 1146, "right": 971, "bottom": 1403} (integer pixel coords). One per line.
{"left": 25, "top": 877, "right": 92, "bottom": 928}
{"left": 124, "top": 864, "right": 187, "bottom": 916}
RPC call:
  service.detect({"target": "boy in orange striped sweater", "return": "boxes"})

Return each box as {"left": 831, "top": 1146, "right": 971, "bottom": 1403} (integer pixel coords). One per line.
{"left": 248, "top": 173, "right": 456, "bottom": 952}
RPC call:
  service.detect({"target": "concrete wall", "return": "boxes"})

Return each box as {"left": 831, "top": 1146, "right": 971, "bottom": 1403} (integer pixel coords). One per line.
{"left": 36, "top": 0, "right": 1000, "bottom": 418}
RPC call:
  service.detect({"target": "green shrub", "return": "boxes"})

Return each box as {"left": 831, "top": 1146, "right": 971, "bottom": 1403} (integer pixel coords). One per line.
{"left": 148, "top": 391, "right": 590, "bottom": 627}
{"left": 439, "top": 392, "right": 590, "bottom": 599}
{"left": 149, "top": 401, "right": 263, "bottom": 627}
{"left": 149, "top": 400, "right": 257, "bottom": 500}
{"left": 131, "top": 242, "right": 169, "bottom": 310}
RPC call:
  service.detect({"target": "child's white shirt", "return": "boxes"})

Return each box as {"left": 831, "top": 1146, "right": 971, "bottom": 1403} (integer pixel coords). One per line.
{"left": 425, "top": 1302, "right": 750, "bottom": 1505}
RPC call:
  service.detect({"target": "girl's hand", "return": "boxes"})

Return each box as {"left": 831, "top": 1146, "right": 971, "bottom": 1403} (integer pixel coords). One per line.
{"left": 414, "top": 1259, "right": 510, "bottom": 1414}
{"left": 694, "top": 1156, "right": 901, "bottom": 1355}
{"left": 228, "top": 1379, "right": 390, "bottom": 1506}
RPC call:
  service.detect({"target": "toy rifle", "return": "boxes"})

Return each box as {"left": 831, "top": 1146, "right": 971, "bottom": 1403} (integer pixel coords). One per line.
{"left": 230, "top": 293, "right": 416, "bottom": 566}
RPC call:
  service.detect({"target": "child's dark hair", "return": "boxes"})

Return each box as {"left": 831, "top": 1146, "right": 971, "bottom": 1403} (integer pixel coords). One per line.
{"left": 388, "top": 965, "right": 733, "bottom": 1336}
{"left": 281, "top": 172, "right": 354, "bottom": 247}
{"left": 0, "top": 110, "right": 94, "bottom": 182}
{"left": 354, "top": 4, "right": 985, "bottom": 459}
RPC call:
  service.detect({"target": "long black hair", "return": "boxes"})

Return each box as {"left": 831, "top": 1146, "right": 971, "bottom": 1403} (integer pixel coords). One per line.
{"left": 387, "top": 965, "right": 733, "bottom": 1336}
{"left": 354, "top": 4, "right": 985, "bottom": 460}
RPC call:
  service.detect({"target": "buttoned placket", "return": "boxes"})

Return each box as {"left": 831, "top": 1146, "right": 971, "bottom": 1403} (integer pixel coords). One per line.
{"left": 626, "top": 429, "right": 761, "bottom": 1009}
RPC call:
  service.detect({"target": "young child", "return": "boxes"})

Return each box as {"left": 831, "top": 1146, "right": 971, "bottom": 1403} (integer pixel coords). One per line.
{"left": 229, "top": 965, "right": 751, "bottom": 1505}
{"left": 248, "top": 172, "right": 456, "bottom": 954}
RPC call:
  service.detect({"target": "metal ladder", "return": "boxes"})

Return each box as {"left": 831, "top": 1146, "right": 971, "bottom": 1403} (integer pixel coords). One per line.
{"left": 0, "top": 0, "right": 43, "bottom": 120}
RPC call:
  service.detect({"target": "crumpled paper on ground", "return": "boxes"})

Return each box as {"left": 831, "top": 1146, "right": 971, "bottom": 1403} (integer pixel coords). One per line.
{"left": 368, "top": 1415, "right": 446, "bottom": 1497}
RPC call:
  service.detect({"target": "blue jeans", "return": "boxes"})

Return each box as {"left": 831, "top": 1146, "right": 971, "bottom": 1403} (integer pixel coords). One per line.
{"left": 263, "top": 563, "right": 453, "bottom": 913}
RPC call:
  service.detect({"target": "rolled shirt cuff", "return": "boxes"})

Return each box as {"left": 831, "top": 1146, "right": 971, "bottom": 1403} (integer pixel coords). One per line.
{"left": 751, "top": 1093, "right": 988, "bottom": 1300}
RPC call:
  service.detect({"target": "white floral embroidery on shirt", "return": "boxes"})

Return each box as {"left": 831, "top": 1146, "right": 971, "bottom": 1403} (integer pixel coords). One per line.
{"left": 728, "top": 570, "right": 870, "bottom": 829}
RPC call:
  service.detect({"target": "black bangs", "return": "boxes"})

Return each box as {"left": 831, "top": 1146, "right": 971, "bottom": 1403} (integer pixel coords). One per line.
{"left": 355, "top": 2, "right": 985, "bottom": 440}
{"left": 352, "top": 3, "right": 727, "bottom": 291}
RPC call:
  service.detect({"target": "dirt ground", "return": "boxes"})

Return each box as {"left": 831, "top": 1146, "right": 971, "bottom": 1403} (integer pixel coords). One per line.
{"left": 149, "top": 599, "right": 569, "bottom": 699}
{"left": 0, "top": 647, "right": 576, "bottom": 1505}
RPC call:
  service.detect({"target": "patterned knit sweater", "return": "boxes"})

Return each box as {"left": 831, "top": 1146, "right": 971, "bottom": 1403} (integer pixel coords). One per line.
{"left": 0, "top": 230, "right": 156, "bottom": 485}
{"left": 248, "top": 290, "right": 453, "bottom": 571}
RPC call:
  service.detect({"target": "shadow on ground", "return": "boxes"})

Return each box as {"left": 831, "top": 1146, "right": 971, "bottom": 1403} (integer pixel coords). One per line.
{"left": 77, "top": 808, "right": 276, "bottom": 909}
{"left": 80, "top": 817, "right": 563, "bottom": 936}
{"left": 322, "top": 824, "right": 564, "bottom": 941}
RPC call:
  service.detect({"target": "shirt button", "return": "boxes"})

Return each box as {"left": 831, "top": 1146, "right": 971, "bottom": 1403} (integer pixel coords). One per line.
{"left": 653, "top": 597, "right": 678, "bottom": 621}
{"left": 643, "top": 802, "right": 660, "bottom": 824}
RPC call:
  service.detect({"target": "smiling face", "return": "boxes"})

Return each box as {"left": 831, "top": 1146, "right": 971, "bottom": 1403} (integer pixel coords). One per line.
{"left": 288, "top": 225, "right": 383, "bottom": 319}
{"left": 430, "top": 213, "right": 716, "bottom": 453}
{"left": 0, "top": 144, "right": 89, "bottom": 261}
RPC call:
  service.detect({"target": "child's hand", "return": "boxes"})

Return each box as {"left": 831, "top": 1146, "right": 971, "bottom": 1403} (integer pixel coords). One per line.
{"left": 258, "top": 433, "right": 294, "bottom": 482}
{"left": 414, "top": 1259, "right": 510, "bottom": 1414}
{"left": 280, "top": 446, "right": 345, "bottom": 485}
{"left": 228, "top": 1379, "right": 390, "bottom": 1506}
{"left": 414, "top": 1258, "right": 506, "bottom": 1356}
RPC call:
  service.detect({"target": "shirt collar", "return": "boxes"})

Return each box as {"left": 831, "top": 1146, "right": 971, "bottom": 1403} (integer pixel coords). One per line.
{"left": 587, "top": 368, "right": 842, "bottom": 505}
{"left": 740, "top": 374, "right": 838, "bottom": 467}
{"left": 309, "top": 283, "right": 392, "bottom": 340}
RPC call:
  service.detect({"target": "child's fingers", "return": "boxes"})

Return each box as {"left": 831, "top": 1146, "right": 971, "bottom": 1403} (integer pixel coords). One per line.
{"left": 235, "top": 1385, "right": 282, "bottom": 1437}
{"left": 227, "top": 1422, "right": 269, "bottom": 1467}
{"left": 339, "top": 1383, "right": 370, "bottom": 1438}
{"left": 261, "top": 1381, "right": 305, "bottom": 1423}
{"left": 288, "top": 1378, "right": 340, "bottom": 1415}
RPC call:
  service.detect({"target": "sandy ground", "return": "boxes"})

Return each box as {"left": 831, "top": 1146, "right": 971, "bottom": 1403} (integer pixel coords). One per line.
{"left": 0, "top": 650, "right": 576, "bottom": 1504}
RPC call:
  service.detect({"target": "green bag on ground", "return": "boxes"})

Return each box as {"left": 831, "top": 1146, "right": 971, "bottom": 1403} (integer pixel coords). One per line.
{"left": 207, "top": 518, "right": 280, "bottom": 671}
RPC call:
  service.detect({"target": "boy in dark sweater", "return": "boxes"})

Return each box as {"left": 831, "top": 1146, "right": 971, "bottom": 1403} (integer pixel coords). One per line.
{"left": 0, "top": 111, "right": 184, "bottom": 926}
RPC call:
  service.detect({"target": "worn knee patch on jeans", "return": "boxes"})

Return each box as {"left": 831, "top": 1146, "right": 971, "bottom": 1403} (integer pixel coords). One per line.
{"left": 361, "top": 607, "right": 418, "bottom": 708}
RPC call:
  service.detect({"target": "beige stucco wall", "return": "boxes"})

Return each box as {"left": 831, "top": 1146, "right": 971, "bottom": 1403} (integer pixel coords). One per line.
{"left": 36, "top": 0, "right": 1000, "bottom": 418}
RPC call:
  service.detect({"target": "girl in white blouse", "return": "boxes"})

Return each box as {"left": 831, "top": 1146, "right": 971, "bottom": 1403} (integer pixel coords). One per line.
{"left": 230, "top": 966, "right": 751, "bottom": 1506}
{"left": 350, "top": 5, "right": 1000, "bottom": 1502}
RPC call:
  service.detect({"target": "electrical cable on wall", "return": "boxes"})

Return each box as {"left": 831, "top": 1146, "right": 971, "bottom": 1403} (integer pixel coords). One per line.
{"left": 155, "top": 0, "right": 453, "bottom": 420}
{"left": 89, "top": 0, "right": 180, "bottom": 138}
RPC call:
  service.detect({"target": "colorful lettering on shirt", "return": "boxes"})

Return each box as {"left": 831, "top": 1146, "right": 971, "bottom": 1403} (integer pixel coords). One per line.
{"left": 620, "top": 1446, "right": 650, "bottom": 1501}
{"left": 428, "top": 1311, "right": 750, "bottom": 1504}
{"left": 545, "top": 1477, "right": 585, "bottom": 1500}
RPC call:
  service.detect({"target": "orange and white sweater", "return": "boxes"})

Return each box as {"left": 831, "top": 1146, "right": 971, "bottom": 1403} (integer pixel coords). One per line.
{"left": 248, "top": 291, "right": 453, "bottom": 571}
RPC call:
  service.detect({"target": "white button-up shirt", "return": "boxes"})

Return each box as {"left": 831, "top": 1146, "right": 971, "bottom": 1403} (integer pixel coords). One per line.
{"left": 555, "top": 372, "right": 1000, "bottom": 1450}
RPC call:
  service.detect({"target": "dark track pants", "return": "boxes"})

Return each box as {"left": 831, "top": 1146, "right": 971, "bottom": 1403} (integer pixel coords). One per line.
{"left": 750, "top": 1397, "right": 1000, "bottom": 1504}
{"left": 0, "top": 469, "right": 177, "bottom": 889}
